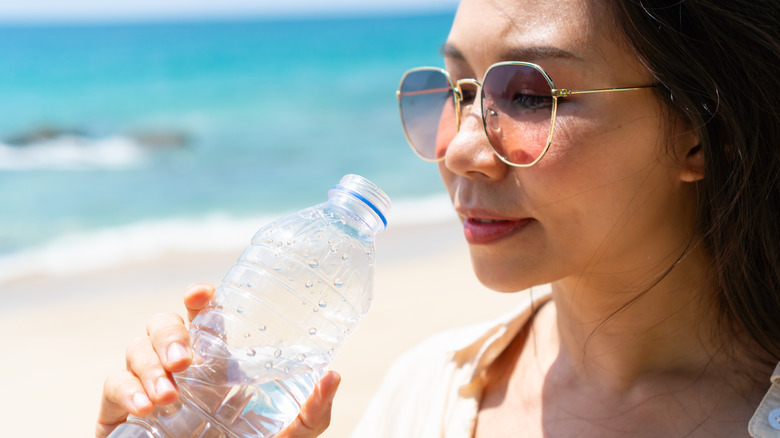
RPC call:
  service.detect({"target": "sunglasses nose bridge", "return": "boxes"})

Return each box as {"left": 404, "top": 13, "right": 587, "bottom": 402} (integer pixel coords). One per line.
{"left": 453, "top": 78, "right": 482, "bottom": 130}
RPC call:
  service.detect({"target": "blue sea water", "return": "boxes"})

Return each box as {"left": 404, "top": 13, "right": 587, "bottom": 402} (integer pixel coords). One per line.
{"left": 0, "top": 11, "right": 457, "bottom": 278}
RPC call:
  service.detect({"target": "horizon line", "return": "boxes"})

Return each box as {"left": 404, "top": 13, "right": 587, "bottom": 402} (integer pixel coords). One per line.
{"left": 0, "top": 5, "right": 457, "bottom": 27}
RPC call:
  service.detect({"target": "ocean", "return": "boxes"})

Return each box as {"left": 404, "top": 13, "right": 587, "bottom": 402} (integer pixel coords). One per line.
{"left": 0, "top": 11, "right": 457, "bottom": 282}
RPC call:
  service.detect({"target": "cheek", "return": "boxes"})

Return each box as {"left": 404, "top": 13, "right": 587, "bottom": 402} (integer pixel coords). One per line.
{"left": 538, "top": 105, "right": 666, "bottom": 198}
{"left": 438, "top": 161, "right": 463, "bottom": 211}
{"left": 438, "top": 161, "right": 454, "bottom": 193}
{"left": 525, "top": 108, "right": 673, "bottom": 262}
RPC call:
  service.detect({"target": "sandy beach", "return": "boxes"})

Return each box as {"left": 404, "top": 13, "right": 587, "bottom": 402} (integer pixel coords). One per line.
{"left": 0, "top": 216, "right": 526, "bottom": 437}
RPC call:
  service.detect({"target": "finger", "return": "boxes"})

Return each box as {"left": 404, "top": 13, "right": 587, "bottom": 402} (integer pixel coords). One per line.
{"left": 184, "top": 282, "right": 215, "bottom": 321}
{"left": 146, "top": 312, "right": 192, "bottom": 372}
{"left": 96, "top": 370, "right": 153, "bottom": 438}
{"left": 126, "top": 336, "right": 180, "bottom": 405}
{"left": 278, "top": 371, "right": 341, "bottom": 438}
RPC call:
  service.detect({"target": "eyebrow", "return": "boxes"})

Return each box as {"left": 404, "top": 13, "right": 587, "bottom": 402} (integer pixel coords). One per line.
{"left": 440, "top": 42, "right": 582, "bottom": 63}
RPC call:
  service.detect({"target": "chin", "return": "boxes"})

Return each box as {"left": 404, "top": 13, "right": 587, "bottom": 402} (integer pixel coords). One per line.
{"left": 470, "top": 257, "right": 541, "bottom": 292}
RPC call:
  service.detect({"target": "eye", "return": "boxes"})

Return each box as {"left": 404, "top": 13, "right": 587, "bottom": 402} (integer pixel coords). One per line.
{"left": 486, "top": 89, "right": 552, "bottom": 117}
{"left": 482, "top": 64, "right": 554, "bottom": 116}
{"left": 509, "top": 92, "right": 552, "bottom": 111}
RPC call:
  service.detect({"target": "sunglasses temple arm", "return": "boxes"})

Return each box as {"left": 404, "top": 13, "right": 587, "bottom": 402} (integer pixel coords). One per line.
{"left": 554, "top": 85, "right": 655, "bottom": 97}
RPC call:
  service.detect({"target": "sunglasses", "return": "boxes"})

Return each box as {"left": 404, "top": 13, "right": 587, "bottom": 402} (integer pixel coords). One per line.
{"left": 396, "top": 61, "right": 655, "bottom": 167}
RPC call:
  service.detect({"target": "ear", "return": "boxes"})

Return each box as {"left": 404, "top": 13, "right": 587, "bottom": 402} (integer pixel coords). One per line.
{"left": 672, "top": 120, "right": 705, "bottom": 183}
{"left": 679, "top": 143, "right": 705, "bottom": 182}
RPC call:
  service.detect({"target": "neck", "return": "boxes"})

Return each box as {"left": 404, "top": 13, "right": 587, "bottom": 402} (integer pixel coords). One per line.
{"left": 546, "top": 244, "right": 739, "bottom": 391}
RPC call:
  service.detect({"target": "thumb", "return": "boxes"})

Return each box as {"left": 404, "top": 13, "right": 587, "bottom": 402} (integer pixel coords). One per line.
{"left": 278, "top": 370, "right": 341, "bottom": 438}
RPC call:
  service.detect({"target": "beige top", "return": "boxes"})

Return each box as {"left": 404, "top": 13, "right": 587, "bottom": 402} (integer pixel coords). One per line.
{"left": 349, "top": 284, "right": 780, "bottom": 438}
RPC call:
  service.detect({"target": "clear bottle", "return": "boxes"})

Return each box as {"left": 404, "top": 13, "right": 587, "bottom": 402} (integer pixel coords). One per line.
{"left": 109, "top": 174, "right": 391, "bottom": 438}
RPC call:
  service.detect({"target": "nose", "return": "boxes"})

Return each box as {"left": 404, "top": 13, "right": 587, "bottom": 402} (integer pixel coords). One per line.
{"left": 443, "top": 97, "right": 508, "bottom": 180}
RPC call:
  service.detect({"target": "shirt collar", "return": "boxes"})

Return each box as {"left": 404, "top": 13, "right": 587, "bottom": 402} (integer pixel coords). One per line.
{"left": 450, "top": 285, "right": 553, "bottom": 389}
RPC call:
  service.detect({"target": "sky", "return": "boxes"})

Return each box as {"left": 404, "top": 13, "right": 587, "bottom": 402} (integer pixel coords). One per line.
{"left": 0, "top": 0, "right": 460, "bottom": 23}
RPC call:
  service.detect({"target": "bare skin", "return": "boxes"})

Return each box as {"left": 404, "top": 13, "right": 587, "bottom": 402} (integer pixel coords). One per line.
{"left": 96, "top": 283, "right": 340, "bottom": 438}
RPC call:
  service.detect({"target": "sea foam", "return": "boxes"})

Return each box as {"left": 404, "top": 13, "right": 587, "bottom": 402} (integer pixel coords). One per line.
{"left": 0, "top": 193, "right": 454, "bottom": 284}
{"left": 0, "top": 135, "right": 149, "bottom": 171}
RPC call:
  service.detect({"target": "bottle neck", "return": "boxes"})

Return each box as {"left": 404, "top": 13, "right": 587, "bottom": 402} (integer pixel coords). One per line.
{"left": 327, "top": 190, "right": 386, "bottom": 238}
{"left": 327, "top": 174, "right": 390, "bottom": 238}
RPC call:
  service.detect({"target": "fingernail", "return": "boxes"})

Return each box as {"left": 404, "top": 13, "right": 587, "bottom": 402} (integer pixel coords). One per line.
{"left": 155, "top": 377, "right": 175, "bottom": 396}
{"left": 166, "top": 343, "right": 189, "bottom": 364}
{"left": 133, "top": 392, "right": 151, "bottom": 410}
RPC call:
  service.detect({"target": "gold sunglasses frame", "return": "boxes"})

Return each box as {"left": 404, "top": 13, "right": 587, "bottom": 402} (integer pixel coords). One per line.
{"left": 396, "top": 61, "right": 655, "bottom": 167}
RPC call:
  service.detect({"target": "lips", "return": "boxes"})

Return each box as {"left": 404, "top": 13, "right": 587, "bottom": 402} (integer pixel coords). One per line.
{"left": 462, "top": 216, "right": 532, "bottom": 244}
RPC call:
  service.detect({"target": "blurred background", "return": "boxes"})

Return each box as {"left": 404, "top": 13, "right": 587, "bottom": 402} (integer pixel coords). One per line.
{"left": 0, "top": 1, "right": 526, "bottom": 436}
{"left": 0, "top": 0, "right": 456, "bottom": 282}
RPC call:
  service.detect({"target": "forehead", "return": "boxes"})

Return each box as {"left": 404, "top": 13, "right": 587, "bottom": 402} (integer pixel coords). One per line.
{"left": 447, "top": 0, "right": 617, "bottom": 69}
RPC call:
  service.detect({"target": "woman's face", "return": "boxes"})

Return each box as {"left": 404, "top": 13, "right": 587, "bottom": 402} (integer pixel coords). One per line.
{"left": 440, "top": 0, "right": 700, "bottom": 292}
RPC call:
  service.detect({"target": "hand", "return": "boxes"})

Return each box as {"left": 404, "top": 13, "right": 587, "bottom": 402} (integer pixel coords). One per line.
{"left": 96, "top": 283, "right": 340, "bottom": 438}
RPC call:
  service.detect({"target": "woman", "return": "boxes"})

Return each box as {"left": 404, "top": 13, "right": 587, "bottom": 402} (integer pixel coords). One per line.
{"left": 97, "top": 0, "right": 780, "bottom": 436}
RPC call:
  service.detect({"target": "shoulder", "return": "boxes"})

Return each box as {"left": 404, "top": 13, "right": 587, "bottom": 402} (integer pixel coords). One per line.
{"left": 749, "top": 363, "right": 780, "bottom": 437}
{"left": 348, "top": 322, "right": 494, "bottom": 437}
{"left": 350, "top": 286, "right": 552, "bottom": 437}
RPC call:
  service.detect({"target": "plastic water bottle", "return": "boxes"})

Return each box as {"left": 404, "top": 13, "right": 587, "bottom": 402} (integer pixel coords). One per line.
{"left": 109, "top": 174, "right": 391, "bottom": 438}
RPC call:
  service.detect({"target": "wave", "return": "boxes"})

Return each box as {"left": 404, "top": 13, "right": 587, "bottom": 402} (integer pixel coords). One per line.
{"left": 0, "top": 135, "right": 151, "bottom": 171}
{"left": 0, "top": 193, "right": 455, "bottom": 284}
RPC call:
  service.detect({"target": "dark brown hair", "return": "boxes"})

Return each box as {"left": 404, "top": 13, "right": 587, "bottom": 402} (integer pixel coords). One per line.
{"left": 608, "top": 0, "right": 780, "bottom": 361}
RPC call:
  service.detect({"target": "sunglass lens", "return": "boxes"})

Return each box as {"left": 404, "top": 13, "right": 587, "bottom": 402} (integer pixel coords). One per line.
{"left": 399, "top": 69, "right": 456, "bottom": 160}
{"left": 481, "top": 64, "right": 555, "bottom": 166}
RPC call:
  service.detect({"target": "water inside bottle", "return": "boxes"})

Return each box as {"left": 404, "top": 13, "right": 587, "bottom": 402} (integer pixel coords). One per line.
{"left": 166, "top": 343, "right": 328, "bottom": 437}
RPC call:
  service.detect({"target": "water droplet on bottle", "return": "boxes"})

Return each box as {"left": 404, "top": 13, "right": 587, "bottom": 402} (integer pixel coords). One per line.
{"left": 265, "top": 362, "right": 273, "bottom": 369}
{"left": 287, "top": 239, "right": 295, "bottom": 245}
{"left": 305, "top": 280, "right": 314, "bottom": 288}
{"left": 318, "top": 299, "right": 327, "bottom": 308}
{"left": 263, "top": 238, "right": 273, "bottom": 245}
{"left": 330, "top": 246, "right": 337, "bottom": 253}
{"left": 236, "top": 306, "right": 244, "bottom": 314}
{"left": 309, "top": 327, "right": 318, "bottom": 336}
{"left": 308, "top": 259, "right": 319, "bottom": 268}
{"left": 258, "top": 324, "right": 267, "bottom": 332}
{"left": 274, "top": 349, "right": 282, "bottom": 358}
{"left": 275, "top": 241, "right": 283, "bottom": 247}
{"left": 284, "top": 366, "right": 290, "bottom": 374}
{"left": 244, "top": 332, "right": 251, "bottom": 339}
{"left": 327, "top": 348, "right": 335, "bottom": 356}
{"left": 333, "top": 279, "right": 343, "bottom": 288}
{"left": 273, "top": 265, "right": 281, "bottom": 271}
{"left": 344, "top": 328, "right": 351, "bottom": 335}
{"left": 296, "top": 353, "right": 306, "bottom": 362}
{"left": 341, "top": 254, "right": 349, "bottom": 260}
{"left": 247, "top": 348, "right": 256, "bottom": 357}
{"left": 316, "top": 232, "right": 323, "bottom": 239}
